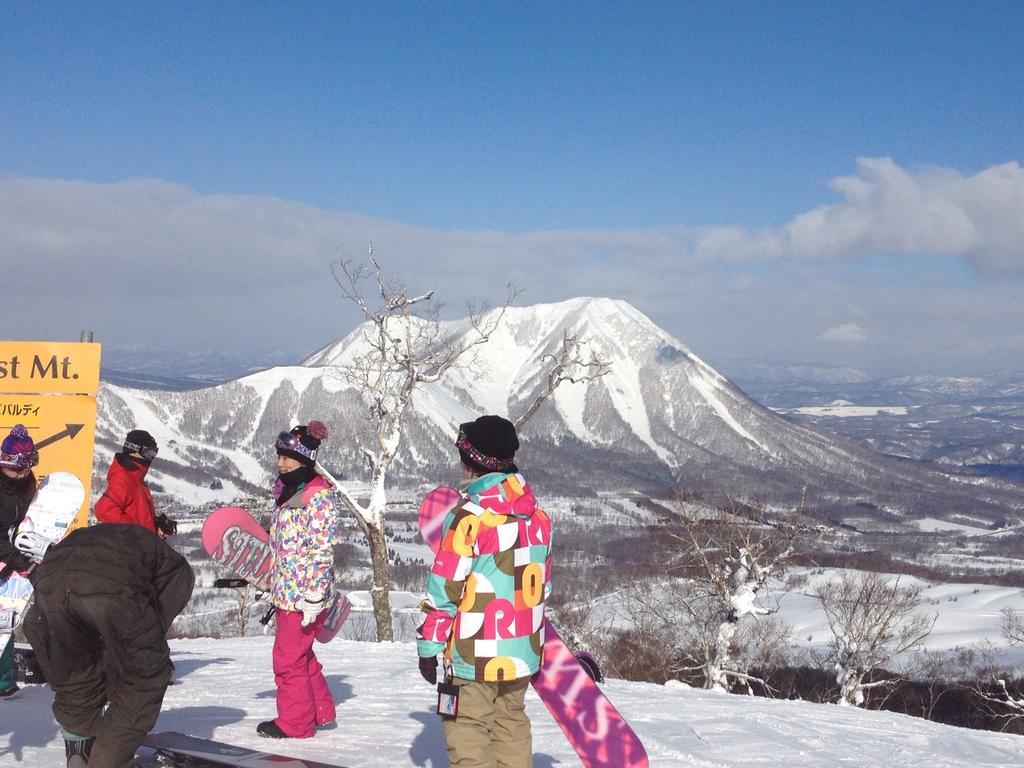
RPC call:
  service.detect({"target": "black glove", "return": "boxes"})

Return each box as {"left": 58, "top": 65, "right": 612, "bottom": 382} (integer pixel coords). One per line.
{"left": 418, "top": 655, "right": 438, "bottom": 685}
{"left": 155, "top": 514, "right": 177, "bottom": 537}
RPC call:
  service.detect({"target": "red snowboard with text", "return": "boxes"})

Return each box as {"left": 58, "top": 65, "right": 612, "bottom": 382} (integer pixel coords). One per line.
{"left": 202, "top": 506, "right": 351, "bottom": 643}
{"left": 418, "top": 486, "right": 649, "bottom": 768}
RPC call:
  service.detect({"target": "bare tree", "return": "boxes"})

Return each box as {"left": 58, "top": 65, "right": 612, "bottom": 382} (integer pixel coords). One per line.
{"left": 513, "top": 329, "right": 611, "bottom": 429}
{"left": 815, "top": 572, "right": 936, "bottom": 707}
{"left": 321, "top": 247, "right": 517, "bottom": 641}
{"left": 625, "top": 499, "right": 800, "bottom": 692}
{"left": 736, "top": 614, "right": 794, "bottom": 682}
{"left": 1003, "top": 607, "right": 1024, "bottom": 645}
{"left": 230, "top": 584, "right": 261, "bottom": 637}
{"left": 962, "top": 610, "right": 1024, "bottom": 730}
{"left": 905, "top": 648, "right": 961, "bottom": 720}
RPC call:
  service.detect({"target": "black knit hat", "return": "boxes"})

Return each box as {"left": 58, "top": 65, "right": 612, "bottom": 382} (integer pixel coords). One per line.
{"left": 456, "top": 415, "right": 519, "bottom": 474}
{"left": 275, "top": 421, "right": 328, "bottom": 467}
{"left": 123, "top": 429, "right": 158, "bottom": 460}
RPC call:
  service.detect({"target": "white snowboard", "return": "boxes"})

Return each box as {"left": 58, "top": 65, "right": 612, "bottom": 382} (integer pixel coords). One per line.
{"left": 1, "top": 471, "right": 85, "bottom": 640}
{"left": 16, "top": 471, "right": 86, "bottom": 543}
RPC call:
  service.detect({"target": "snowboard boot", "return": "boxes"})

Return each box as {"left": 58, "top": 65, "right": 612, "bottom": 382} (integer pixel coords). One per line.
{"left": 64, "top": 735, "right": 94, "bottom": 767}
{"left": 575, "top": 650, "right": 604, "bottom": 683}
{"left": 256, "top": 720, "right": 289, "bottom": 738}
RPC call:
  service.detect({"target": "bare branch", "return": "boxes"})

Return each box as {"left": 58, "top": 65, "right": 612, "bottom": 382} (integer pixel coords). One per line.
{"left": 415, "top": 284, "right": 522, "bottom": 385}
{"left": 358, "top": 446, "right": 377, "bottom": 473}
{"left": 515, "top": 329, "right": 612, "bottom": 429}
{"left": 1003, "top": 607, "right": 1024, "bottom": 645}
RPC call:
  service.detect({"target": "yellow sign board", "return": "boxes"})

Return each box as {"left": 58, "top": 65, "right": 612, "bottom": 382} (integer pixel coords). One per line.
{"left": 0, "top": 341, "right": 101, "bottom": 395}
{"left": 0, "top": 341, "right": 101, "bottom": 529}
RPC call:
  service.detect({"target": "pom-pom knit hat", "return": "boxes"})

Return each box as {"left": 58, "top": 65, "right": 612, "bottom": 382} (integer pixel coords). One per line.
{"left": 0, "top": 424, "right": 38, "bottom": 469}
{"left": 275, "top": 421, "right": 328, "bottom": 467}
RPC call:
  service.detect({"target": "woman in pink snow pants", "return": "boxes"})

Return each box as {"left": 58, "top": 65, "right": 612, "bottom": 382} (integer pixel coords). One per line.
{"left": 257, "top": 420, "right": 339, "bottom": 739}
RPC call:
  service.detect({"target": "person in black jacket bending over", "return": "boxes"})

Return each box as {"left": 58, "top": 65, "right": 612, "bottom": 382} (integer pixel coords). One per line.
{"left": 21, "top": 523, "right": 194, "bottom": 768}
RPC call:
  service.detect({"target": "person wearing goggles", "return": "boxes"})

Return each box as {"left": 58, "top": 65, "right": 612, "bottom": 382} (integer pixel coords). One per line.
{"left": 122, "top": 440, "right": 159, "bottom": 462}
{"left": 94, "top": 429, "right": 176, "bottom": 539}
{"left": 257, "top": 420, "right": 339, "bottom": 740}
{"left": 0, "top": 449, "right": 38, "bottom": 470}
{"left": 274, "top": 430, "right": 318, "bottom": 462}
{"left": 1, "top": 424, "right": 40, "bottom": 698}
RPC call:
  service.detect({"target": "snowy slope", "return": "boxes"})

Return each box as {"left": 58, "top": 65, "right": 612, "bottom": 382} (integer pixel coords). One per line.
{"left": 4, "top": 636, "right": 1023, "bottom": 767}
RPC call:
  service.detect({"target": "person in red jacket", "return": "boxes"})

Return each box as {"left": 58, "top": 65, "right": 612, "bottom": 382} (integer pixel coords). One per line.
{"left": 94, "top": 430, "right": 176, "bottom": 538}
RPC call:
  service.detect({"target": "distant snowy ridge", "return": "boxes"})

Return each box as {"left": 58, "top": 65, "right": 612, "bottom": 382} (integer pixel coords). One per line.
{"left": 96, "top": 297, "right": 1023, "bottom": 520}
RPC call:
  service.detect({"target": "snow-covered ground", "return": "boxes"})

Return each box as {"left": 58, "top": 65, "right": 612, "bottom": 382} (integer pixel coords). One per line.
{"left": 3, "top": 636, "right": 1024, "bottom": 767}
{"left": 914, "top": 517, "right": 992, "bottom": 535}
{"left": 778, "top": 401, "right": 910, "bottom": 417}
{"left": 585, "top": 567, "right": 1024, "bottom": 669}
{"left": 781, "top": 568, "right": 1024, "bottom": 662}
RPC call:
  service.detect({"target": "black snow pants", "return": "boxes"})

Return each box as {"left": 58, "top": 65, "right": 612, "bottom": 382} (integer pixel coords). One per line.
{"left": 23, "top": 524, "right": 194, "bottom": 768}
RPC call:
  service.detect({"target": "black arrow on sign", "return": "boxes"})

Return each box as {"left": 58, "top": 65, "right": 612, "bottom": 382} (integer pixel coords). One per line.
{"left": 34, "top": 423, "right": 85, "bottom": 451}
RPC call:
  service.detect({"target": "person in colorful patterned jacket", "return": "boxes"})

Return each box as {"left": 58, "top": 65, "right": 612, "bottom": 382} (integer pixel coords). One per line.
{"left": 417, "top": 415, "right": 553, "bottom": 768}
{"left": 257, "top": 421, "right": 338, "bottom": 739}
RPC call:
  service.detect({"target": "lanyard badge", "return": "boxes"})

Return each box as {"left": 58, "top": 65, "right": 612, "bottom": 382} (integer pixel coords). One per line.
{"left": 436, "top": 661, "right": 459, "bottom": 718}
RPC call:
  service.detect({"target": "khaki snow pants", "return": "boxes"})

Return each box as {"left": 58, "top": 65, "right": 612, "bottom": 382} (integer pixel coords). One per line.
{"left": 441, "top": 676, "right": 532, "bottom": 768}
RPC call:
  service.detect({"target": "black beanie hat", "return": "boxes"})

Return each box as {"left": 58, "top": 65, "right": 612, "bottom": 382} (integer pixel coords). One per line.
{"left": 456, "top": 415, "right": 519, "bottom": 474}
{"left": 276, "top": 421, "right": 328, "bottom": 467}
{"left": 123, "top": 429, "right": 157, "bottom": 456}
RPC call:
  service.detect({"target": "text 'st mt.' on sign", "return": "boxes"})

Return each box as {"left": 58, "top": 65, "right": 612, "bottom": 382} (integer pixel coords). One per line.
{"left": 0, "top": 341, "right": 102, "bottom": 529}
{"left": 0, "top": 343, "right": 101, "bottom": 393}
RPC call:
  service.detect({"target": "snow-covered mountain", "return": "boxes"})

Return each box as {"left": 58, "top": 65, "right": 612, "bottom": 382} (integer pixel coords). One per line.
{"left": 96, "top": 298, "right": 1022, "bottom": 520}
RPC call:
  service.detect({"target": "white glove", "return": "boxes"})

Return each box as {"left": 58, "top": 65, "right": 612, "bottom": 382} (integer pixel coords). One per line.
{"left": 300, "top": 590, "right": 326, "bottom": 627}
{"left": 14, "top": 531, "right": 52, "bottom": 563}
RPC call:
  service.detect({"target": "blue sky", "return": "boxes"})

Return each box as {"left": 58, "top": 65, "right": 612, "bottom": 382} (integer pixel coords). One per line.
{"left": 2, "top": 2, "right": 1023, "bottom": 375}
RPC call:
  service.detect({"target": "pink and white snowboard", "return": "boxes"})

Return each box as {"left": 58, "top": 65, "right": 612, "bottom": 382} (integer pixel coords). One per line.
{"left": 202, "top": 506, "right": 351, "bottom": 643}
{"left": 418, "top": 486, "right": 649, "bottom": 768}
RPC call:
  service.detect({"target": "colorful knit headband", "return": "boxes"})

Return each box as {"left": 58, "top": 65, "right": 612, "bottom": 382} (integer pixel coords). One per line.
{"left": 455, "top": 428, "right": 515, "bottom": 472}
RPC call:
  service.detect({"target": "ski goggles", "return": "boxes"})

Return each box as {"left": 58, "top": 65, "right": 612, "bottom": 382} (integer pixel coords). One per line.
{"left": 0, "top": 450, "right": 39, "bottom": 469}
{"left": 123, "top": 440, "right": 159, "bottom": 461}
{"left": 275, "top": 431, "right": 317, "bottom": 461}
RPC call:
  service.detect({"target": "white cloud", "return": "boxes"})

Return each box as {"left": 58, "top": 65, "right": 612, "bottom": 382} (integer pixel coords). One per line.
{"left": 694, "top": 157, "right": 1024, "bottom": 275}
{"left": 818, "top": 323, "right": 868, "bottom": 344}
{"left": 1, "top": 161, "right": 1022, "bottom": 375}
